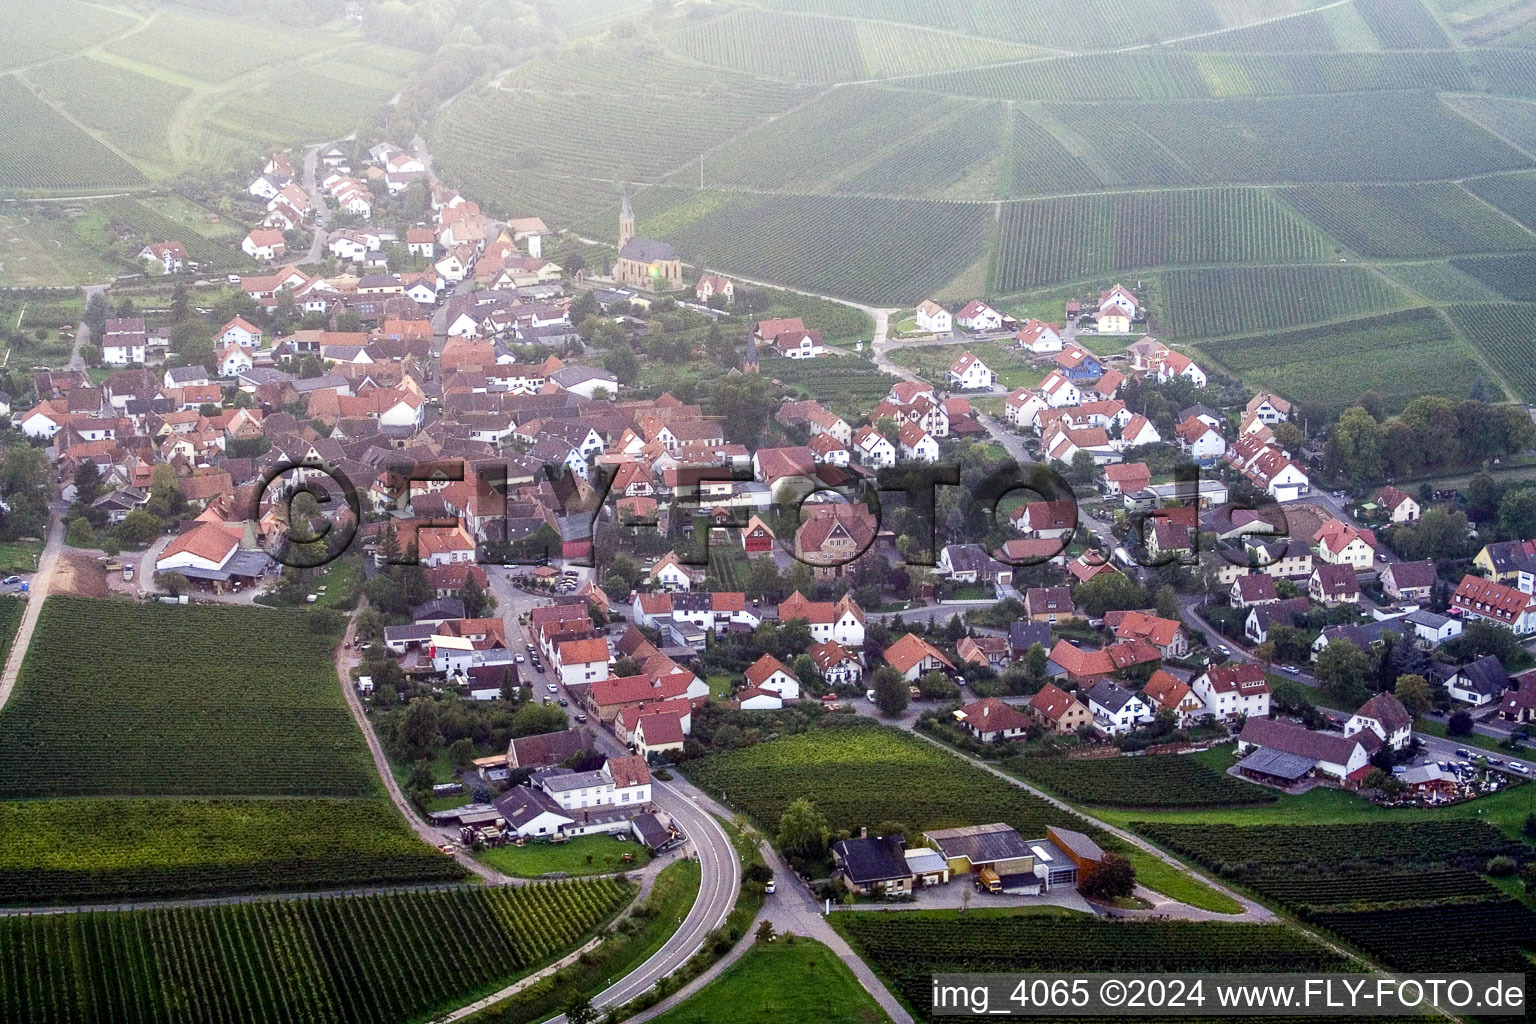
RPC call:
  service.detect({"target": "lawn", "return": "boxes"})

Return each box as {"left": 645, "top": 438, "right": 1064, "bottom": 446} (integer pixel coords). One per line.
{"left": 1129, "top": 851, "right": 1243, "bottom": 915}
{"left": 648, "top": 939, "right": 891, "bottom": 1024}
{"left": 478, "top": 834, "right": 652, "bottom": 878}
{"left": 0, "top": 541, "right": 41, "bottom": 574}
{"left": 887, "top": 340, "right": 1046, "bottom": 390}
{"left": 707, "top": 673, "right": 733, "bottom": 699}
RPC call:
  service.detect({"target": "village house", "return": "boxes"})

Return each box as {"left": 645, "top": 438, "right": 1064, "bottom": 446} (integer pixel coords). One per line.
{"left": 1439, "top": 655, "right": 1507, "bottom": 707}
{"left": 778, "top": 592, "right": 866, "bottom": 647}
{"left": 1314, "top": 521, "right": 1376, "bottom": 570}
{"left": 808, "top": 640, "right": 863, "bottom": 687}
{"left": 1141, "top": 670, "right": 1204, "bottom": 725}
{"left": 882, "top": 633, "right": 955, "bottom": 682}
{"left": 1344, "top": 692, "right": 1413, "bottom": 751}
{"left": 1235, "top": 717, "right": 1374, "bottom": 789}
{"left": 954, "top": 300, "right": 1007, "bottom": 333}
{"left": 1381, "top": 560, "right": 1437, "bottom": 603}
{"left": 742, "top": 654, "right": 800, "bottom": 700}
{"left": 947, "top": 352, "right": 995, "bottom": 391}
{"left": 1085, "top": 680, "right": 1153, "bottom": 735}
{"left": 1190, "top": 662, "right": 1271, "bottom": 721}
{"left": 1029, "top": 682, "right": 1092, "bottom": 734}
{"left": 1016, "top": 318, "right": 1063, "bottom": 354}
{"left": 953, "top": 697, "right": 1033, "bottom": 742}
{"left": 914, "top": 299, "right": 952, "bottom": 334}
{"left": 1309, "top": 563, "right": 1360, "bottom": 606}
{"left": 1452, "top": 575, "right": 1536, "bottom": 634}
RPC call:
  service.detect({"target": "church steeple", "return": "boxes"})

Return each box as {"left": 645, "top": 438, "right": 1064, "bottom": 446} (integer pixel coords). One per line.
{"left": 743, "top": 328, "right": 758, "bottom": 373}
{"left": 619, "top": 186, "right": 634, "bottom": 250}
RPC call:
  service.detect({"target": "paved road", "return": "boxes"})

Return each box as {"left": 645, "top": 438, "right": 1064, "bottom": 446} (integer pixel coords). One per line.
{"left": 0, "top": 510, "right": 61, "bottom": 715}
{"left": 295, "top": 142, "right": 334, "bottom": 266}
{"left": 67, "top": 285, "right": 107, "bottom": 369}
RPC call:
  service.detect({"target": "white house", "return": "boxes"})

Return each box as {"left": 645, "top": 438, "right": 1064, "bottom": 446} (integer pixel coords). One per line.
{"left": 1175, "top": 417, "right": 1226, "bottom": 462}
{"left": 217, "top": 345, "right": 254, "bottom": 378}
{"left": 779, "top": 592, "right": 865, "bottom": 648}
{"left": 947, "top": 352, "right": 995, "bottom": 391}
{"left": 17, "top": 404, "right": 64, "bottom": 439}
{"left": 1005, "top": 388, "right": 1048, "bottom": 429}
{"left": 1344, "top": 692, "right": 1413, "bottom": 752}
{"left": 647, "top": 552, "right": 695, "bottom": 591}
{"left": 217, "top": 317, "right": 262, "bottom": 350}
{"left": 914, "top": 299, "right": 951, "bottom": 335}
{"left": 1190, "top": 662, "right": 1271, "bottom": 721}
{"left": 743, "top": 654, "right": 801, "bottom": 700}
{"left": 242, "top": 229, "right": 286, "bottom": 261}
{"left": 1016, "top": 319, "right": 1063, "bottom": 354}
{"left": 556, "top": 637, "right": 611, "bottom": 688}
{"left": 1039, "top": 371, "right": 1081, "bottom": 408}
{"left": 1099, "top": 284, "right": 1139, "bottom": 319}
{"left": 809, "top": 640, "right": 862, "bottom": 686}
{"left": 898, "top": 422, "right": 940, "bottom": 463}
{"left": 852, "top": 425, "right": 896, "bottom": 469}
{"left": 955, "top": 299, "right": 1006, "bottom": 332}
{"left": 138, "top": 242, "right": 185, "bottom": 274}
{"left": 1085, "top": 680, "right": 1153, "bottom": 736}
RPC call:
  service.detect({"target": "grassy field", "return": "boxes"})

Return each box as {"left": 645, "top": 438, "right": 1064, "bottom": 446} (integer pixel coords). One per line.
{"left": 0, "top": 290, "right": 85, "bottom": 361}
{"left": 649, "top": 939, "right": 891, "bottom": 1024}
{"left": 104, "top": 7, "right": 335, "bottom": 84}
{"left": 0, "top": 878, "right": 634, "bottom": 1023}
{"left": 768, "top": 357, "right": 899, "bottom": 419}
{"left": 888, "top": 340, "right": 1045, "bottom": 389}
{"left": 478, "top": 834, "right": 653, "bottom": 878}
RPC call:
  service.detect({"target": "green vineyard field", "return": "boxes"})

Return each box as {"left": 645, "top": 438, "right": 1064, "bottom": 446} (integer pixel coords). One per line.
{"left": 664, "top": 8, "right": 1035, "bottom": 83}
{"left": 1442, "top": 94, "right": 1536, "bottom": 154}
{"left": 837, "top": 910, "right": 1347, "bottom": 1023}
{"left": 25, "top": 58, "right": 188, "bottom": 164}
{"left": 1008, "top": 754, "right": 1277, "bottom": 809}
{"left": 660, "top": 192, "right": 992, "bottom": 302}
{"left": 1464, "top": 170, "right": 1536, "bottom": 232}
{"left": 1089, "top": 93, "right": 1529, "bottom": 185}
{"left": 0, "top": 77, "right": 144, "bottom": 190}
{"left": 1199, "top": 307, "right": 1478, "bottom": 414}
{"left": 1281, "top": 182, "right": 1536, "bottom": 258}
{"left": 211, "top": 70, "right": 397, "bottom": 144}
{"left": 435, "top": 50, "right": 809, "bottom": 184}
{"left": 1161, "top": 266, "right": 1408, "bottom": 337}
{"left": 907, "top": 50, "right": 1472, "bottom": 102}
{"left": 0, "top": 597, "right": 374, "bottom": 797}
{"left": 683, "top": 724, "right": 1106, "bottom": 846}
{"left": 1004, "top": 109, "right": 1104, "bottom": 197}
{"left": 0, "top": 879, "right": 633, "bottom": 1023}
{"left": 1450, "top": 252, "right": 1536, "bottom": 301}
{"left": 1472, "top": 47, "right": 1536, "bottom": 97}
{"left": 105, "top": 7, "right": 332, "bottom": 83}
{"left": 0, "top": 0, "right": 135, "bottom": 71}
{"left": 0, "top": 798, "right": 466, "bottom": 904}
{"left": 994, "top": 188, "right": 1328, "bottom": 292}
{"left": 1445, "top": 302, "right": 1536, "bottom": 400}
{"left": 1383, "top": 261, "right": 1503, "bottom": 303}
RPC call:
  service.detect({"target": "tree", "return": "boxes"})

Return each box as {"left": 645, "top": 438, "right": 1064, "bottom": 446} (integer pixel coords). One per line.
{"left": 1073, "top": 572, "right": 1148, "bottom": 617}
{"left": 1153, "top": 583, "right": 1181, "bottom": 621}
{"left": 114, "top": 509, "right": 163, "bottom": 546}
{"left": 1069, "top": 450, "right": 1097, "bottom": 484}
{"left": 1023, "top": 642, "right": 1049, "bottom": 681}
{"left": 1078, "top": 853, "right": 1135, "bottom": 901}
{"left": 157, "top": 571, "right": 190, "bottom": 596}
{"left": 396, "top": 697, "right": 441, "bottom": 761}
{"left": 447, "top": 737, "right": 474, "bottom": 772}
{"left": 1315, "top": 639, "right": 1371, "bottom": 705}
{"left": 871, "top": 664, "right": 910, "bottom": 718}
{"left": 72, "top": 461, "right": 104, "bottom": 506}
{"left": 65, "top": 517, "right": 93, "bottom": 548}
{"left": 1498, "top": 488, "right": 1536, "bottom": 541}
{"left": 566, "top": 995, "right": 597, "bottom": 1024}
{"left": 458, "top": 574, "right": 493, "bottom": 618}
{"left": 1394, "top": 674, "right": 1432, "bottom": 719}
{"left": 1328, "top": 406, "right": 1385, "bottom": 482}
{"left": 1447, "top": 710, "right": 1474, "bottom": 737}
{"left": 918, "top": 670, "right": 957, "bottom": 701}
{"left": 777, "top": 797, "right": 830, "bottom": 862}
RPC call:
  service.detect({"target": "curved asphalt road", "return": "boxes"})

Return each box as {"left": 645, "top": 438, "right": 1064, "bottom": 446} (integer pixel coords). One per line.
{"left": 560, "top": 776, "right": 741, "bottom": 1020}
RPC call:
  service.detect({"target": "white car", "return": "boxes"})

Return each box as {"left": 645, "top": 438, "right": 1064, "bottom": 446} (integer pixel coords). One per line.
{"left": 764, "top": 878, "right": 776, "bottom": 894}
{"left": 1510, "top": 761, "right": 1529, "bottom": 774}
{"left": 547, "top": 683, "right": 558, "bottom": 693}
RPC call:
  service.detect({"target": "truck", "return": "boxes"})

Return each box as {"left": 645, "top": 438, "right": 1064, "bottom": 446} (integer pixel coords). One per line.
{"left": 122, "top": 564, "right": 133, "bottom": 581}
{"left": 976, "top": 867, "right": 1002, "bottom": 894}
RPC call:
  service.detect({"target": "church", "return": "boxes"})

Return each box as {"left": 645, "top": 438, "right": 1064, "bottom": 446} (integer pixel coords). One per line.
{"left": 613, "top": 188, "right": 682, "bottom": 291}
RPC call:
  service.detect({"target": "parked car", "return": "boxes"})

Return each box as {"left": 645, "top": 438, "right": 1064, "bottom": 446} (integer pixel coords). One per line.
{"left": 1510, "top": 761, "right": 1529, "bottom": 774}
{"left": 558, "top": 698, "right": 568, "bottom": 707}
{"left": 575, "top": 713, "right": 588, "bottom": 723}
{"left": 866, "top": 689, "right": 877, "bottom": 703}
{"left": 1281, "top": 665, "right": 1299, "bottom": 674}
{"left": 1216, "top": 645, "right": 1230, "bottom": 655}
{"left": 819, "top": 693, "right": 838, "bottom": 702}
{"left": 515, "top": 655, "right": 525, "bottom": 663}
{"left": 547, "top": 683, "right": 558, "bottom": 693}
{"left": 1455, "top": 748, "right": 1471, "bottom": 758}
{"left": 764, "top": 878, "right": 776, "bottom": 894}
{"left": 2, "top": 576, "right": 20, "bottom": 586}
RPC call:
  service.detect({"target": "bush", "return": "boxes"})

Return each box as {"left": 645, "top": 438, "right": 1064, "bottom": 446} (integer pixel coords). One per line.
{"left": 1447, "top": 711, "right": 1474, "bottom": 737}
{"left": 1485, "top": 855, "right": 1517, "bottom": 877}
{"left": 1524, "top": 814, "right": 1536, "bottom": 841}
